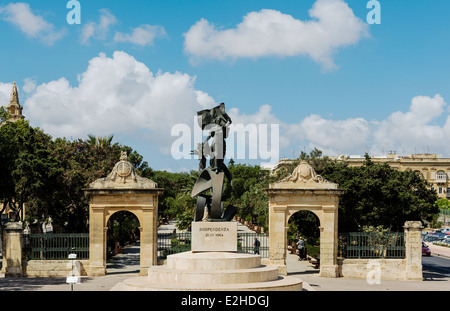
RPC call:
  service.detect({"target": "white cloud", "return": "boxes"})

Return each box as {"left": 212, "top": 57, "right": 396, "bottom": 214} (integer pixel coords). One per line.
{"left": 80, "top": 9, "right": 117, "bottom": 44}
{"left": 290, "top": 115, "right": 370, "bottom": 155}
{"left": 183, "top": 0, "right": 368, "bottom": 69}
{"left": 22, "top": 78, "right": 36, "bottom": 93}
{"left": 371, "top": 94, "right": 450, "bottom": 155}
{"left": 0, "top": 82, "right": 14, "bottom": 107}
{"left": 278, "top": 94, "right": 450, "bottom": 157}
{"left": 114, "top": 24, "right": 167, "bottom": 46}
{"left": 0, "top": 2, "right": 66, "bottom": 45}
{"left": 24, "top": 51, "right": 215, "bottom": 152}
{"left": 227, "top": 105, "right": 284, "bottom": 163}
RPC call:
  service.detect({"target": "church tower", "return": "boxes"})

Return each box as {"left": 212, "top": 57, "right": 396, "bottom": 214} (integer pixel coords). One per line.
{"left": 6, "top": 82, "right": 25, "bottom": 122}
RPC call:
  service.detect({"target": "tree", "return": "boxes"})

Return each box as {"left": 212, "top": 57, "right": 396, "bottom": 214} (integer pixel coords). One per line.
{"left": 152, "top": 171, "right": 189, "bottom": 214}
{"left": 48, "top": 137, "right": 123, "bottom": 231}
{"left": 240, "top": 183, "right": 268, "bottom": 226}
{"left": 436, "top": 198, "right": 450, "bottom": 210}
{"left": 0, "top": 120, "right": 63, "bottom": 225}
{"left": 1, "top": 122, "right": 157, "bottom": 233}
{"left": 436, "top": 198, "right": 450, "bottom": 227}
{"left": 226, "top": 164, "right": 270, "bottom": 227}
{"left": 87, "top": 134, "right": 114, "bottom": 147}
{"left": 288, "top": 210, "right": 321, "bottom": 245}
{"left": 0, "top": 106, "right": 10, "bottom": 124}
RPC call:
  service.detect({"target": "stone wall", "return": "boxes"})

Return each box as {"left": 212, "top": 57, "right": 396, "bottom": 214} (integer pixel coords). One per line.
{"left": 338, "top": 259, "right": 407, "bottom": 280}
{"left": 23, "top": 260, "right": 89, "bottom": 277}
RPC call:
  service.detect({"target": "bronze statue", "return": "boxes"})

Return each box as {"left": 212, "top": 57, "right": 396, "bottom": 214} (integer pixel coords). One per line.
{"left": 191, "top": 103, "right": 237, "bottom": 222}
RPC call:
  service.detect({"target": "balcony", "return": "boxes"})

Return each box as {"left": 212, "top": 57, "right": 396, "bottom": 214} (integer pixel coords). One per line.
{"left": 436, "top": 171, "right": 447, "bottom": 183}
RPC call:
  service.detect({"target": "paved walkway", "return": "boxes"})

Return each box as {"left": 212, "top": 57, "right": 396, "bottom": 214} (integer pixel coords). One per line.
{"left": 0, "top": 222, "right": 449, "bottom": 291}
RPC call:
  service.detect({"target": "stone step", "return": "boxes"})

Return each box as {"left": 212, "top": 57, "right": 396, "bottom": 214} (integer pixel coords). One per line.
{"left": 118, "top": 251, "right": 303, "bottom": 291}
{"left": 166, "top": 251, "right": 261, "bottom": 271}
{"left": 148, "top": 265, "right": 279, "bottom": 285}
{"left": 121, "top": 275, "right": 303, "bottom": 291}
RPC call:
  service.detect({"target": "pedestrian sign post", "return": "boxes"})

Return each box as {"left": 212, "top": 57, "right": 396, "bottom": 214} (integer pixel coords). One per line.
{"left": 66, "top": 253, "right": 81, "bottom": 290}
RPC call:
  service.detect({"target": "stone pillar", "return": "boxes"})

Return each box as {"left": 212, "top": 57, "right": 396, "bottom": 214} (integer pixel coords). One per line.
{"left": 267, "top": 205, "right": 288, "bottom": 275}
{"left": 140, "top": 203, "right": 157, "bottom": 276}
{"left": 319, "top": 205, "right": 339, "bottom": 278}
{"left": 89, "top": 207, "right": 106, "bottom": 276}
{"left": 404, "top": 221, "right": 423, "bottom": 280}
{"left": 2, "top": 222, "right": 23, "bottom": 277}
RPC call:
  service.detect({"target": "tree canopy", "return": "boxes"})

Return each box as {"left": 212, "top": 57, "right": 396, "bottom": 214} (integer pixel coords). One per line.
{"left": 0, "top": 120, "right": 62, "bottom": 225}
{"left": 0, "top": 122, "right": 149, "bottom": 232}
{"left": 291, "top": 151, "right": 439, "bottom": 232}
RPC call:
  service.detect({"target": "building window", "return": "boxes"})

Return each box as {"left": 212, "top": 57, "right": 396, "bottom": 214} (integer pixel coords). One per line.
{"left": 437, "top": 170, "right": 447, "bottom": 181}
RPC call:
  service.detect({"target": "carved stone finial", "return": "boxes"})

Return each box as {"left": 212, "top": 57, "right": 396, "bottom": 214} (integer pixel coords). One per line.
{"left": 89, "top": 152, "right": 157, "bottom": 189}
{"left": 10, "top": 82, "right": 19, "bottom": 103}
{"left": 281, "top": 161, "right": 329, "bottom": 183}
{"left": 120, "top": 151, "right": 127, "bottom": 161}
{"left": 270, "top": 161, "right": 338, "bottom": 190}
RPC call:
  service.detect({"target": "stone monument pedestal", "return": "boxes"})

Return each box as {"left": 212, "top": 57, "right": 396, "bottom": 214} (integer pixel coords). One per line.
{"left": 191, "top": 221, "right": 237, "bottom": 252}
{"left": 119, "top": 221, "right": 302, "bottom": 291}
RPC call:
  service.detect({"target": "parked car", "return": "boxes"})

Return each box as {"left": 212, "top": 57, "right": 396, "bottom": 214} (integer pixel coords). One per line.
{"left": 422, "top": 242, "right": 431, "bottom": 256}
{"left": 427, "top": 229, "right": 443, "bottom": 235}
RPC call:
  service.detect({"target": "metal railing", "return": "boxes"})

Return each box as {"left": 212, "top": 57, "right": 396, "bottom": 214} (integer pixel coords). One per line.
{"left": 157, "top": 232, "right": 192, "bottom": 258}
{"left": 157, "top": 232, "right": 269, "bottom": 258}
{"left": 339, "top": 232, "right": 405, "bottom": 259}
{"left": 238, "top": 232, "right": 269, "bottom": 258}
{"left": 23, "top": 233, "right": 89, "bottom": 260}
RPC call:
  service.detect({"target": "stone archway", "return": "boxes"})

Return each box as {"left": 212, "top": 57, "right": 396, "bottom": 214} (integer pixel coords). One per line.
{"left": 84, "top": 152, "right": 163, "bottom": 276}
{"left": 265, "top": 161, "right": 343, "bottom": 277}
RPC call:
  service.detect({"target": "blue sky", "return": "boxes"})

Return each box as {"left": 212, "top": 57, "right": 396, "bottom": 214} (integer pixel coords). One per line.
{"left": 0, "top": 0, "right": 449, "bottom": 172}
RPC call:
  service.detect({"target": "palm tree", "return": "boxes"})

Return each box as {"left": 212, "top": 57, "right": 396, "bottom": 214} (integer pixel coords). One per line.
{"left": 87, "top": 134, "right": 114, "bottom": 147}
{"left": 177, "top": 170, "right": 200, "bottom": 200}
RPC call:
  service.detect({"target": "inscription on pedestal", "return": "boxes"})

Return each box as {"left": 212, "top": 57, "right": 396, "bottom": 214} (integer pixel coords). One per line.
{"left": 192, "top": 221, "right": 237, "bottom": 252}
